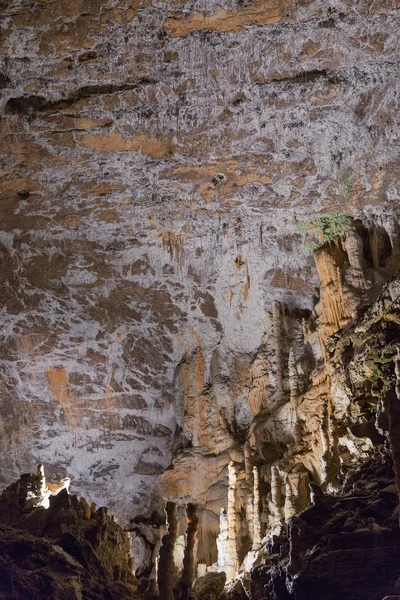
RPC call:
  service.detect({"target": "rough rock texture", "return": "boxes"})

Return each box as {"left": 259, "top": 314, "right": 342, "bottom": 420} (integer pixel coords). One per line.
{"left": 1, "top": 1, "right": 400, "bottom": 598}
{"left": 0, "top": 468, "right": 139, "bottom": 600}
{"left": 251, "top": 454, "right": 400, "bottom": 600}
{"left": 0, "top": 0, "right": 399, "bottom": 526}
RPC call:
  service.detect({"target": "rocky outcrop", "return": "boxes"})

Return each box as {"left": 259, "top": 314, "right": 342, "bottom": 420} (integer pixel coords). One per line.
{"left": 251, "top": 454, "right": 400, "bottom": 600}
{"left": 0, "top": 466, "right": 139, "bottom": 600}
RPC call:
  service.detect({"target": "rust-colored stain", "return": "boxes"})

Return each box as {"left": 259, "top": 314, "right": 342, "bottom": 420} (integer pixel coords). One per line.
{"left": 81, "top": 131, "right": 174, "bottom": 159}
{"left": 164, "top": 0, "right": 291, "bottom": 36}
{"left": 46, "top": 366, "right": 81, "bottom": 433}
{"left": 149, "top": 215, "right": 185, "bottom": 266}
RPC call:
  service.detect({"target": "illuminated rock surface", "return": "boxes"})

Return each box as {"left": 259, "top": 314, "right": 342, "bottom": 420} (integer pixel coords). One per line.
{"left": 1, "top": 0, "right": 400, "bottom": 598}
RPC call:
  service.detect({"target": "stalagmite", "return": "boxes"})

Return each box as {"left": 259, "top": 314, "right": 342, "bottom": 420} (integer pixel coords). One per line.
{"left": 252, "top": 467, "right": 261, "bottom": 549}
{"left": 215, "top": 461, "right": 238, "bottom": 581}
{"left": 244, "top": 441, "right": 253, "bottom": 486}
{"left": 246, "top": 494, "right": 254, "bottom": 544}
{"left": 78, "top": 496, "right": 91, "bottom": 520}
{"left": 284, "top": 476, "right": 297, "bottom": 521}
{"left": 268, "top": 465, "right": 284, "bottom": 530}
{"left": 173, "top": 535, "right": 186, "bottom": 570}
{"left": 158, "top": 501, "right": 178, "bottom": 600}
{"left": 37, "top": 464, "right": 46, "bottom": 496}
{"left": 283, "top": 472, "right": 311, "bottom": 521}
{"left": 244, "top": 442, "right": 255, "bottom": 542}
{"left": 271, "top": 466, "right": 283, "bottom": 513}
{"left": 227, "top": 461, "right": 238, "bottom": 570}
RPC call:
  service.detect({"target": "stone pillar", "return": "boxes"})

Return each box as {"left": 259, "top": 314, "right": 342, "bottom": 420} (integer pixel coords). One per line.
{"left": 180, "top": 503, "right": 199, "bottom": 600}
{"left": 158, "top": 501, "right": 178, "bottom": 600}
{"left": 271, "top": 466, "right": 282, "bottom": 510}
{"left": 37, "top": 464, "right": 46, "bottom": 496}
{"left": 246, "top": 494, "right": 254, "bottom": 545}
{"left": 227, "top": 461, "right": 238, "bottom": 567}
{"left": 216, "top": 461, "right": 238, "bottom": 580}
{"left": 252, "top": 466, "right": 261, "bottom": 550}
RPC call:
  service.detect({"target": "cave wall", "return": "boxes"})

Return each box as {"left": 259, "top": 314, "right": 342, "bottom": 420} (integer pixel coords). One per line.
{"left": 0, "top": 0, "right": 399, "bottom": 524}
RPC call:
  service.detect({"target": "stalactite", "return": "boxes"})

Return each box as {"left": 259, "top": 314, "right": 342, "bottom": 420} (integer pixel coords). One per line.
{"left": 344, "top": 231, "right": 367, "bottom": 290}
{"left": 247, "top": 343, "right": 269, "bottom": 416}
{"left": 314, "top": 248, "right": 352, "bottom": 356}
{"left": 128, "top": 556, "right": 135, "bottom": 574}
{"left": 158, "top": 501, "right": 178, "bottom": 600}
{"left": 252, "top": 466, "right": 261, "bottom": 550}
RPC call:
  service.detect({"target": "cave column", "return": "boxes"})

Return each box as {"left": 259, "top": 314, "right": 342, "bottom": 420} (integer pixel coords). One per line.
{"left": 227, "top": 461, "right": 238, "bottom": 571}
{"left": 252, "top": 466, "right": 262, "bottom": 550}
{"left": 180, "top": 503, "right": 199, "bottom": 600}
{"left": 158, "top": 501, "right": 178, "bottom": 600}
